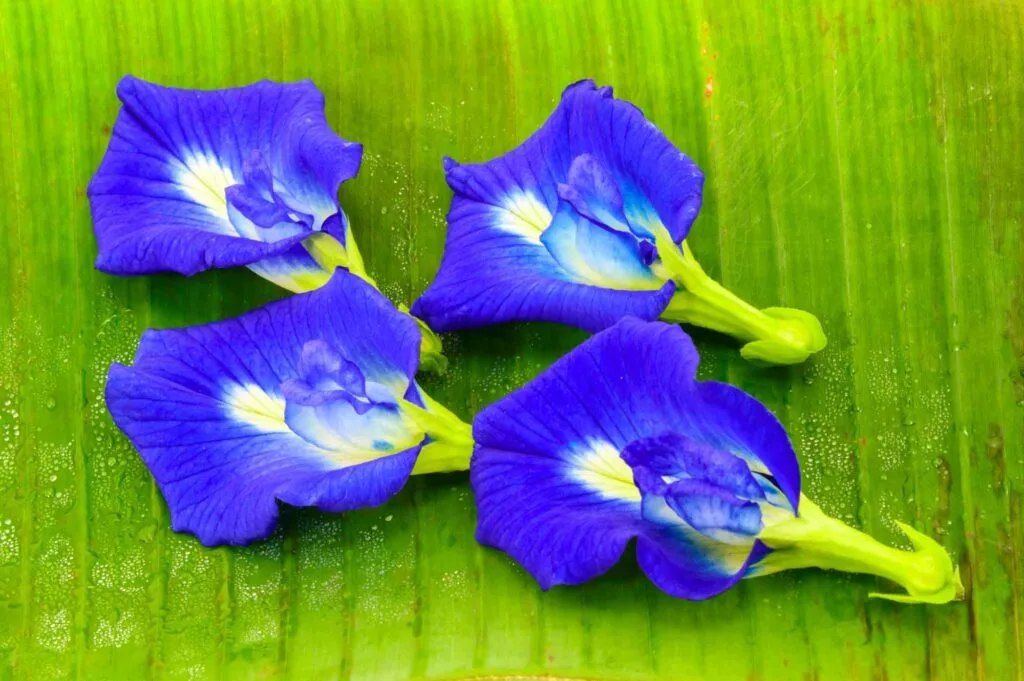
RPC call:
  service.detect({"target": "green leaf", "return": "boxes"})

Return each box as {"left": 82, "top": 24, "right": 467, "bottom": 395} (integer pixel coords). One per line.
{"left": 0, "top": 0, "right": 1021, "bottom": 679}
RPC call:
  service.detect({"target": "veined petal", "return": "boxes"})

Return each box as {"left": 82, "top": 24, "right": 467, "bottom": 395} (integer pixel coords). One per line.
{"left": 637, "top": 523, "right": 770, "bottom": 601}
{"left": 663, "top": 479, "right": 763, "bottom": 542}
{"left": 621, "top": 432, "right": 766, "bottom": 503}
{"left": 471, "top": 318, "right": 800, "bottom": 600}
{"left": 560, "top": 81, "right": 703, "bottom": 242}
{"left": 689, "top": 382, "right": 801, "bottom": 512}
{"left": 473, "top": 318, "right": 700, "bottom": 458}
{"left": 471, "top": 446, "right": 642, "bottom": 589}
{"left": 556, "top": 154, "right": 630, "bottom": 233}
{"left": 471, "top": 318, "right": 700, "bottom": 586}
{"left": 441, "top": 81, "right": 703, "bottom": 241}
{"left": 104, "top": 270, "right": 422, "bottom": 546}
{"left": 410, "top": 195, "right": 675, "bottom": 333}
{"left": 88, "top": 76, "right": 362, "bottom": 282}
{"left": 413, "top": 80, "right": 702, "bottom": 334}
{"left": 540, "top": 202, "right": 664, "bottom": 290}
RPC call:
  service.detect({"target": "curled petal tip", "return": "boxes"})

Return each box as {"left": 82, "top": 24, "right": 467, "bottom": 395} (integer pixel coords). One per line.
{"left": 561, "top": 78, "right": 600, "bottom": 98}
{"left": 442, "top": 156, "right": 460, "bottom": 173}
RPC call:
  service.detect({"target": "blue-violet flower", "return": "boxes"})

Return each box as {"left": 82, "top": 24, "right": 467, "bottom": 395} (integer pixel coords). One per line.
{"left": 471, "top": 318, "right": 961, "bottom": 603}
{"left": 88, "top": 76, "right": 445, "bottom": 370}
{"left": 105, "top": 269, "right": 471, "bottom": 546}
{"left": 412, "top": 81, "right": 826, "bottom": 365}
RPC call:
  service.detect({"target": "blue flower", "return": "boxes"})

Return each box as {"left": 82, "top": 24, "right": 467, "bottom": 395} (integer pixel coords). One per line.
{"left": 471, "top": 318, "right": 962, "bottom": 603}
{"left": 105, "top": 270, "right": 470, "bottom": 546}
{"left": 88, "top": 76, "right": 367, "bottom": 293}
{"left": 412, "top": 81, "right": 826, "bottom": 365}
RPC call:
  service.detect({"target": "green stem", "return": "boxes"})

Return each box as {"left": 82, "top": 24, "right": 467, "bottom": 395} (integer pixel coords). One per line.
{"left": 654, "top": 231, "right": 827, "bottom": 366}
{"left": 400, "top": 390, "right": 474, "bottom": 475}
{"left": 752, "top": 495, "right": 964, "bottom": 604}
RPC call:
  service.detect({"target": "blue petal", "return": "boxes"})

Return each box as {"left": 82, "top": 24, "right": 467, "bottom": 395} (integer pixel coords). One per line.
{"left": 540, "top": 202, "right": 663, "bottom": 289}
{"left": 473, "top": 318, "right": 701, "bottom": 458}
{"left": 663, "top": 479, "right": 763, "bottom": 539}
{"left": 555, "top": 154, "right": 630, "bottom": 232}
{"left": 635, "top": 490, "right": 765, "bottom": 599}
{"left": 560, "top": 81, "right": 703, "bottom": 242}
{"left": 637, "top": 527, "right": 768, "bottom": 601}
{"left": 471, "top": 317, "right": 799, "bottom": 599}
{"left": 295, "top": 340, "right": 367, "bottom": 397}
{"left": 471, "top": 446, "right": 642, "bottom": 589}
{"left": 284, "top": 395, "right": 416, "bottom": 454}
{"left": 444, "top": 81, "right": 703, "bottom": 241}
{"left": 411, "top": 195, "right": 675, "bottom": 333}
{"left": 104, "top": 270, "right": 422, "bottom": 546}
{"left": 225, "top": 184, "right": 307, "bottom": 232}
{"left": 413, "top": 80, "right": 702, "bottom": 333}
{"left": 89, "top": 76, "right": 361, "bottom": 280}
{"left": 621, "top": 432, "right": 766, "bottom": 502}
{"left": 471, "top": 318, "right": 700, "bottom": 586}
{"left": 690, "top": 382, "right": 801, "bottom": 512}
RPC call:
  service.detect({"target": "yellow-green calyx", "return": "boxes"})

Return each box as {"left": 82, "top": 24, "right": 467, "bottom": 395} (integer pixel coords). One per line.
{"left": 751, "top": 495, "right": 964, "bottom": 605}
{"left": 303, "top": 230, "right": 375, "bottom": 287}
{"left": 653, "top": 230, "right": 827, "bottom": 366}
{"left": 398, "top": 303, "right": 448, "bottom": 375}
{"left": 305, "top": 231, "right": 448, "bottom": 373}
{"left": 402, "top": 390, "right": 474, "bottom": 475}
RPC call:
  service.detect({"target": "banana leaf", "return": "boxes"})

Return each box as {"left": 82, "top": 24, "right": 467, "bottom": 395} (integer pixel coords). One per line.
{"left": 0, "top": 0, "right": 1021, "bottom": 679}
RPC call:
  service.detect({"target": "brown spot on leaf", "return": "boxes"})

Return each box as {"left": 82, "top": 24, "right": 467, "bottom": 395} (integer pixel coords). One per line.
{"left": 704, "top": 75, "right": 714, "bottom": 99}
{"left": 962, "top": 556, "right": 977, "bottom": 645}
{"left": 1008, "top": 493, "right": 1023, "bottom": 605}
{"left": 970, "top": 507, "right": 987, "bottom": 589}
{"left": 985, "top": 423, "right": 1006, "bottom": 494}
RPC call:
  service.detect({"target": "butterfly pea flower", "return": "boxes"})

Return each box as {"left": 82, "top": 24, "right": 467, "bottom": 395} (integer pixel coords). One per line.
{"left": 88, "top": 76, "right": 445, "bottom": 371}
{"left": 412, "top": 80, "right": 826, "bottom": 366}
{"left": 105, "top": 270, "right": 471, "bottom": 546}
{"left": 471, "top": 318, "right": 962, "bottom": 603}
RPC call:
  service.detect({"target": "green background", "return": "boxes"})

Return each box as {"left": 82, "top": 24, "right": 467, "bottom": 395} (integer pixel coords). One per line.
{"left": 1, "top": 0, "right": 1022, "bottom": 679}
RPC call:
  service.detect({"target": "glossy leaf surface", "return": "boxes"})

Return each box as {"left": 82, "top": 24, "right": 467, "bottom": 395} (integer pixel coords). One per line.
{"left": 0, "top": 0, "right": 1021, "bottom": 679}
